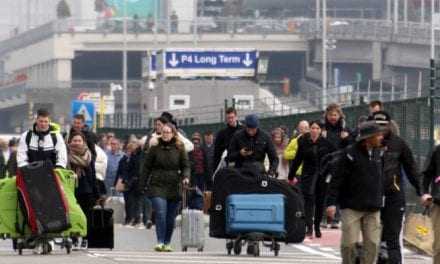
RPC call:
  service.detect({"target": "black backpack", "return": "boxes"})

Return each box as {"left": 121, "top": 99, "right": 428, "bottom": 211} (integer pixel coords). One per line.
{"left": 25, "top": 130, "right": 58, "bottom": 151}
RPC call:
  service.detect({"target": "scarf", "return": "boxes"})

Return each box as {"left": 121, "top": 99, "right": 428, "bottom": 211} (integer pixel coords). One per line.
{"left": 68, "top": 145, "right": 92, "bottom": 178}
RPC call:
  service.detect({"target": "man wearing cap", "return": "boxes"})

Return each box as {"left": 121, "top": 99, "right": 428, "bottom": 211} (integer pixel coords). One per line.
{"left": 326, "top": 121, "right": 386, "bottom": 264}
{"left": 227, "top": 114, "right": 278, "bottom": 176}
{"left": 368, "top": 111, "right": 422, "bottom": 264}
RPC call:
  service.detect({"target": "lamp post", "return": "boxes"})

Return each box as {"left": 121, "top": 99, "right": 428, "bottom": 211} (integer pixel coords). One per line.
{"left": 122, "top": 0, "right": 128, "bottom": 128}
{"left": 322, "top": 0, "right": 327, "bottom": 110}
{"left": 430, "top": 0, "right": 437, "bottom": 151}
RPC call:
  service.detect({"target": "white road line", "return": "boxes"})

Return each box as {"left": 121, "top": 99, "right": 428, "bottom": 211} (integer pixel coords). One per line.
{"left": 113, "top": 257, "right": 340, "bottom": 264}
{"left": 292, "top": 245, "right": 340, "bottom": 260}
{"left": 319, "top": 247, "right": 336, "bottom": 252}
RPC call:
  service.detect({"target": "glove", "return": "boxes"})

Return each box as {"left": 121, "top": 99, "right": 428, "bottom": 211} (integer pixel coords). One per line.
{"left": 182, "top": 177, "right": 190, "bottom": 186}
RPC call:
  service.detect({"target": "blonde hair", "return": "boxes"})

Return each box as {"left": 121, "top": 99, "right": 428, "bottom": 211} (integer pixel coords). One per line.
{"left": 325, "top": 103, "right": 345, "bottom": 120}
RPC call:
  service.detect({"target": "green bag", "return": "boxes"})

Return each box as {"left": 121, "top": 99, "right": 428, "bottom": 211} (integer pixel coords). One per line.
{"left": 54, "top": 168, "right": 87, "bottom": 237}
{"left": 0, "top": 169, "right": 87, "bottom": 238}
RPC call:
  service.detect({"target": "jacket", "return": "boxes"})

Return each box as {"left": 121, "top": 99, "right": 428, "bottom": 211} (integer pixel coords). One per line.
{"left": 17, "top": 124, "right": 67, "bottom": 168}
{"left": 288, "top": 134, "right": 335, "bottom": 195}
{"left": 189, "top": 146, "right": 209, "bottom": 190}
{"left": 69, "top": 156, "right": 99, "bottom": 198}
{"left": 94, "top": 144, "right": 107, "bottom": 181}
{"left": 116, "top": 149, "right": 142, "bottom": 192}
{"left": 227, "top": 129, "right": 279, "bottom": 173}
{"left": 327, "top": 142, "right": 385, "bottom": 212}
{"left": 382, "top": 133, "right": 421, "bottom": 196}
{"left": 323, "top": 119, "right": 354, "bottom": 150}
{"left": 139, "top": 138, "right": 190, "bottom": 201}
{"left": 283, "top": 135, "right": 303, "bottom": 176}
{"left": 213, "top": 122, "right": 243, "bottom": 169}
{"left": 147, "top": 132, "right": 194, "bottom": 153}
{"left": 422, "top": 145, "right": 440, "bottom": 205}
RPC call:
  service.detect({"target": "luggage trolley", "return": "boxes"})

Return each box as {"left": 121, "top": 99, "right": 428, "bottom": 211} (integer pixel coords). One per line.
{"left": 224, "top": 193, "right": 285, "bottom": 257}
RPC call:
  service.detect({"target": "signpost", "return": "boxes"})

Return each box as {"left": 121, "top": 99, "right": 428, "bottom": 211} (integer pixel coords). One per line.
{"left": 157, "top": 49, "right": 259, "bottom": 78}
{"left": 71, "top": 100, "right": 95, "bottom": 129}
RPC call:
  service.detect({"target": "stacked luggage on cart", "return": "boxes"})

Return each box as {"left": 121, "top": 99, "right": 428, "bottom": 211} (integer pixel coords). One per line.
{"left": 209, "top": 167, "right": 306, "bottom": 257}
{"left": 0, "top": 161, "right": 87, "bottom": 255}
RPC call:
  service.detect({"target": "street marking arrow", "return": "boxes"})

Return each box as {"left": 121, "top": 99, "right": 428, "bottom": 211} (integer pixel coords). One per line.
{"left": 77, "top": 104, "right": 93, "bottom": 122}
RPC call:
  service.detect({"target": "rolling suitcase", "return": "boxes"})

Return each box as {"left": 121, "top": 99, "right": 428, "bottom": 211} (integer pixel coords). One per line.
{"left": 225, "top": 194, "right": 285, "bottom": 236}
{"left": 87, "top": 207, "right": 114, "bottom": 249}
{"left": 16, "top": 161, "right": 70, "bottom": 235}
{"left": 104, "top": 189, "right": 125, "bottom": 224}
{"left": 181, "top": 186, "right": 205, "bottom": 252}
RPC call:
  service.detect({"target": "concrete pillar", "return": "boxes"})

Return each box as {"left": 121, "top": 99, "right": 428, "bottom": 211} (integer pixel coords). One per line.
{"left": 394, "top": 0, "right": 399, "bottom": 33}
{"left": 55, "top": 59, "right": 72, "bottom": 88}
{"left": 404, "top": 0, "right": 408, "bottom": 24}
{"left": 316, "top": 0, "right": 320, "bottom": 30}
{"left": 387, "top": 0, "right": 392, "bottom": 21}
{"left": 372, "top": 42, "right": 383, "bottom": 80}
{"left": 422, "top": 0, "right": 426, "bottom": 23}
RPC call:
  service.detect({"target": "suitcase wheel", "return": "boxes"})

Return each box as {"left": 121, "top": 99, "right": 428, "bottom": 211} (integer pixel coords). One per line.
{"left": 247, "top": 242, "right": 259, "bottom": 257}
{"left": 197, "top": 247, "right": 203, "bottom": 252}
{"left": 273, "top": 242, "right": 280, "bottom": 257}
{"left": 17, "top": 242, "right": 23, "bottom": 255}
{"left": 64, "top": 238, "right": 72, "bottom": 254}
{"left": 226, "top": 241, "right": 233, "bottom": 255}
{"left": 182, "top": 246, "right": 188, "bottom": 252}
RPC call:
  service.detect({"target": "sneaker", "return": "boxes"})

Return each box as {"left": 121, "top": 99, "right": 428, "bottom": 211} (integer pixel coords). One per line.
{"left": 162, "top": 244, "right": 173, "bottom": 252}
{"left": 136, "top": 223, "right": 146, "bottom": 229}
{"left": 146, "top": 220, "right": 153, "bottom": 229}
{"left": 154, "top": 244, "right": 164, "bottom": 252}
{"left": 33, "top": 243, "right": 42, "bottom": 254}
{"left": 331, "top": 222, "right": 340, "bottom": 229}
{"left": 80, "top": 238, "right": 87, "bottom": 249}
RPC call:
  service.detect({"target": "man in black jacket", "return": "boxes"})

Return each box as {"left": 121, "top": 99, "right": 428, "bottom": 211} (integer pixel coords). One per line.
{"left": 227, "top": 114, "right": 278, "bottom": 176}
{"left": 421, "top": 145, "right": 440, "bottom": 264}
{"left": 213, "top": 107, "right": 243, "bottom": 170}
{"left": 368, "top": 111, "right": 422, "bottom": 264}
{"left": 326, "top": 121, "right": 386, "bottom": 264}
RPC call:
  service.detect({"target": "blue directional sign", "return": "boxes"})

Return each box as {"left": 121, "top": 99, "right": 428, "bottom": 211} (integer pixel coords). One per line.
{"left": 160, "top": 50, "right": 258, "bottom": 77}
{"left": 71, "top": 100, "right": 95, "bottom": 128}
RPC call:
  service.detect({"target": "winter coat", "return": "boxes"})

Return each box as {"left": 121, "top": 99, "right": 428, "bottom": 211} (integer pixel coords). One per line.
{"left": 213, "top": 122, "right": 243, "bottom": 169}
{"left": 116, "top": 149, "right": 142, "bottom": 192}
{"left": 17, "top": 124, "right": 67, "bottom": 168}
{"left": 382, "top": 133, "right": 421, "bottom": 196}
{"left": 146, "top": 132, "right": 194, "bottom": 153}
{"left": 139, "top": 138, "right": 190, "bottom": 201}
{"left": 94, "top": 144, "right": 107, "bottom": 181}
{"left": 288, "top": 134, "right": 335, "bottom": 195}
{"left": 327, "top": 142, "right": 385, "bottom": 212}
{"left": 323, "top": 119, "right": 354, "bottom": 150}
{"left": 228, "top": 129, "right": 279, "bottom": 173}
{"left": 423, "top": 145, "right": 440, "bottom": 205}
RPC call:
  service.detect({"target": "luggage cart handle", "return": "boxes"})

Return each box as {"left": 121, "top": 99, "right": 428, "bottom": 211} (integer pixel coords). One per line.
{"left": 181, "top": 184, "right": 196, "bottom": 209}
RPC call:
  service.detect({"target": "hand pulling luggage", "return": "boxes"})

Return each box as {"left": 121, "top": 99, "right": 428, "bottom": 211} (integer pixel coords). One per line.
{"left": 87, "top": 206, "right": 114, "bottom": 249}
{"left": 226, "top": 194, "right": 285, "bottom": 236}
{"left": 16, "top": 161, "right": 70, "bottom": 235}
{"left": 180, "top": 186, "right": 205, "bottom": 252}
{"left": 203, "top": 191, "right": 212, "bottom": 215}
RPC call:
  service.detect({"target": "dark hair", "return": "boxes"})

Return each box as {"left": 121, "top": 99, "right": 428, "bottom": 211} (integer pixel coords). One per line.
{"left": 309, "top": 120, "right": 323, "bottom": 129}
{"left": 37, "top": 108, "right": 50, "bottom": 118}
{"left": 73, "top": 114, "right": 85, "bottom": 122}
{"left": 204, "top": 130, "right": 213, "bottom": 136}
{"left": 68, "top": 131, "right": 86, "bottom": 144}
{"left": 225, "top": 107, "right": 237, "bottom": 115}
{"left": 369, "top": 100, "right": 383, "bottom": 109}
{"left": 154, "top": 116, "right": 169, "bottom": 125}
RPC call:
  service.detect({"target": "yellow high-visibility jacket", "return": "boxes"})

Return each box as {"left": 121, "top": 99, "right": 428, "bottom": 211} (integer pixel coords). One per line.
{"left": 283, "top": 135, "right": 303, "bottom": 176}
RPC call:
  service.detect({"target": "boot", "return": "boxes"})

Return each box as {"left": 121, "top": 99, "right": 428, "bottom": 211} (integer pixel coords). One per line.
{"left": 314, "top": 224, "right": 322, "bottom": 238}
{"left": 306, "top": 225, "right": 313, "bottom": 238}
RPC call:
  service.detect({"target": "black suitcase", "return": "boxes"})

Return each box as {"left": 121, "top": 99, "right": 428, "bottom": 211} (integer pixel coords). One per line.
{"left": 16, "top": 160, "right": 70, "bottom": 235}
{"left": 210, "top": 167, "right": 306, "bottom": 243}
{"left": 87, "top": 207, "right": 114, "bottom": 249}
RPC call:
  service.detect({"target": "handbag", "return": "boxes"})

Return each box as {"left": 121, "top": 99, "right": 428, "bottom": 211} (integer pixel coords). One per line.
{"left": 403, "top": 207, "right": 434, "bottom": 256}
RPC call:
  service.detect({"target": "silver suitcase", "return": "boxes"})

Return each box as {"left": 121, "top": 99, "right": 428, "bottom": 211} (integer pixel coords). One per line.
{"left": 180, "top": 187, "right": 205, "bottom": 252}
{"left": 105, "top": 191, "right": 125, "bottom": 224}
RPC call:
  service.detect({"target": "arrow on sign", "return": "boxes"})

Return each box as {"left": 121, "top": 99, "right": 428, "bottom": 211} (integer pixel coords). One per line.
{"left": 77, "top": 104, "right": 93, "bottom": 122}
{"left": 169, "top": 53, "right": 179, "bottom": 67}
{"left": 243, "top": 53, "right": 253, "bottom": 67}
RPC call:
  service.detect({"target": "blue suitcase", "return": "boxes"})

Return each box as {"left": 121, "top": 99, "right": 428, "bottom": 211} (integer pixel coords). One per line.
{"left": 225, "top": 194, "right": 285, "bottom": 236}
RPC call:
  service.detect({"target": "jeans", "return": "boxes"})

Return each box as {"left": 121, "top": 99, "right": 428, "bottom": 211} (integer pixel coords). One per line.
{"left": 139, "top": 195, "right": 152, "bottom": 225}
{"left": 151, "top": 197, "right": 180, "bottom": 245}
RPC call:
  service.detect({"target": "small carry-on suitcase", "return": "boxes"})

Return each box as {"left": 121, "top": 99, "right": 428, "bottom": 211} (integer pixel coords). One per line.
{"left": 105, "top": 188, "right": 125, "bottom": 224}
{"left": 87, "top": 207, "right": 114, "bottom": 249}
{"left": 225, "top": 194, "right": 285, "bottom": 236}
{"left": 181, "top": 186, "right": 205, "bottom": 252}
{"left": 16, "top": 161, "right": 70, "bottom": 235}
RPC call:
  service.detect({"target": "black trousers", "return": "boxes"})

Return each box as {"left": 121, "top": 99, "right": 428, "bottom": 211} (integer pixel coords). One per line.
{"left": 380, "top": 192, "right": 406, "bottom": 264}
{"left": 303, "top": 193, "right": 314, "bottom": 231}
{"left": 314, "top": 181, "right": 327, "bottom": 228}
{"left": 76, "top": 193, "right": 97, "bottom": 239}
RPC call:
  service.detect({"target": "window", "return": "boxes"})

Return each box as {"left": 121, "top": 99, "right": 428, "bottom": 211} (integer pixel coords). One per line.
{"left": 233, "top": 95, "right": 254, "bottom": 110}
{"left": 169, "top": 95, "right": 190, "bottom": 110}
